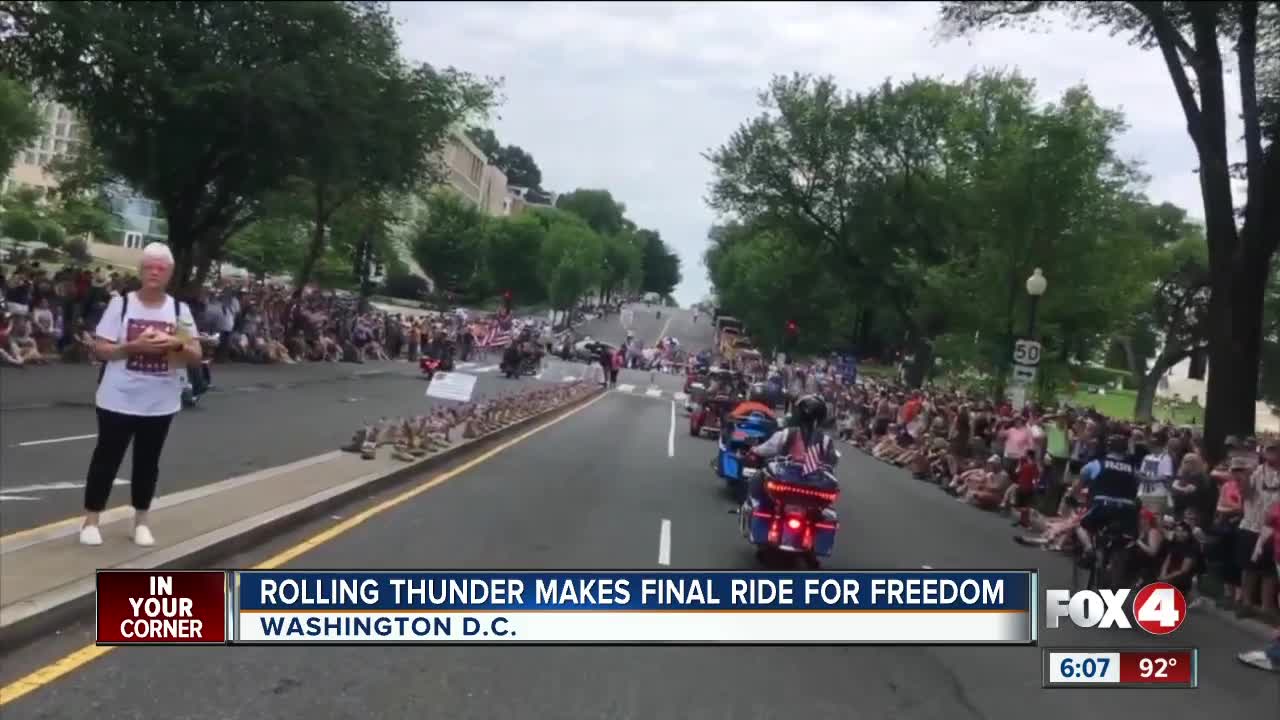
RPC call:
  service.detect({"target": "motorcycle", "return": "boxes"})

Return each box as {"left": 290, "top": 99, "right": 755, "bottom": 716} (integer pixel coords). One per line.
{"left": 420, "top": 355, "right": 453, "bottom": 380}
{"left": 715, "top": 412, "right": 778, "bottom": 496}
{"left": 501, "top": 349, "right": 540, "bottom": 378}
{"left": 689, "top": 395, "right": 733, "bottom": 438}
{"left": 737, "top": 457, "right": 839, "bottom": 568}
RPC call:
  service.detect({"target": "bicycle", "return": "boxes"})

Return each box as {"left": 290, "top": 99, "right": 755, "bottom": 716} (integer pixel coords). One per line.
{"left": 1071, "top": 523, "right": 1136, "bottom": 593}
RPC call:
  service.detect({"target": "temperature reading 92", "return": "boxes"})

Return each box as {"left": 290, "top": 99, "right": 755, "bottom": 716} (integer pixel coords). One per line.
{"left": 1140, "top": 656, "right": 1176, "bottom": 678}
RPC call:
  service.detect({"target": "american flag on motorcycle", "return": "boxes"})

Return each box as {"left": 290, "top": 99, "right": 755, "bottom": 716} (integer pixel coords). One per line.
{"left": 801, "top": 439, "right": 823, "bottom": 476}
{"left": 480, "top": 318, "right": 523, "bottom": 348}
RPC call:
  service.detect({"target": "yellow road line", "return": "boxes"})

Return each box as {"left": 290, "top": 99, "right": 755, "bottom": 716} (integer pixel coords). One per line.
{"left": 0, "top": 392, "right": 606, "bottom": 707}
{"left": 1, "top": 516, "right": 82, "bottom": 545}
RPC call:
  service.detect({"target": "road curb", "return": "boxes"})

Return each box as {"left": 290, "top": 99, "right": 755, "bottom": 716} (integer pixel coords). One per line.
{"left": 0, "top": 387, "right": 604, "bottom": 652}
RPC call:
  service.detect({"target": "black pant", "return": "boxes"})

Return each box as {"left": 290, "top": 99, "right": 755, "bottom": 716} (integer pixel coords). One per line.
{"left": 609, "top": 369, "right": 619, "bottom": 385}
{"left": 84, "top": 408, "right": 175, "bottom": 512}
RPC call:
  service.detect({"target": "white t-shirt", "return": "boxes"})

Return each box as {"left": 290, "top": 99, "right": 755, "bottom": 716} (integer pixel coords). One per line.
{"left": 95, "top": 292, "right": 195, "bottom": 417}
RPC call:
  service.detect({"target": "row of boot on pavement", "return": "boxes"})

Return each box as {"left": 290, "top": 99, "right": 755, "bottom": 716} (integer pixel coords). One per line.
{"left": 341, "top": 382, "right": 594, "bottom": 461}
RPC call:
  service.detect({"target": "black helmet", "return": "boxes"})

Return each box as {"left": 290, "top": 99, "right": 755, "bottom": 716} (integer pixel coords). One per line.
{"left": 1106, "top": 434, "right": 1129, "bottom": 455}
{"left": 748, "top": 383, "right": 769, "bottom": 403}
{"left": 794, "top": 394, "right": 827, "bottom": 427}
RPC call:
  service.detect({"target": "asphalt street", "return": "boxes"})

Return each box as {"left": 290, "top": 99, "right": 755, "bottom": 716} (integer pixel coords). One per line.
{"left": 0, "top": 304, "right": 701, "bottom": 535}
{"left": 0, "top": 356, "right": 588, "bottom": 534}
{"left": 3, "top": 381, "right": 1277, "bottom": 718}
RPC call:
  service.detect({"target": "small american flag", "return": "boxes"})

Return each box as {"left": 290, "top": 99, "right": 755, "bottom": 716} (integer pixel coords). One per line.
{"left": 800, "top": 438, "right": 823, "bottom": 476}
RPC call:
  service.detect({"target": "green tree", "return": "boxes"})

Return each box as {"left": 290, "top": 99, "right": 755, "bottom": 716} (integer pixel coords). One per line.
{"left": 1, "top": 2, "right": 447, "bottom": 290}
{"left": 637, "top": 228, "right": 681, "bottom": 297}
{"left": 223, "top": 216, "right": 306, "bottom": 280}
{"left": 704, "top": 220, "right": 853, "bottom": 352}
{"left": 278, "top": 3, "right": 494, "bottom": 298}
{"left": 465, "top": 126, "right": 543, "bottom": 189}
{"left": 486, "top": 213, "right": 548, "bottom": 305}
{"left": 0, "top": 186, "right": 64, "bottom": 247}
{"left": 938, "top": 0, "right": 1280, "bottom": 461}
{"left": 408, "top": 189, "right": 490, "bottom": 300}
{"left": 54, "top": 194, "right": 113, "bottom": 241}
{"left": 492, "top": 145, "right": 542, "bottom": 189}
{"left": 556, "top": 189, "right": 626, "bottom": 236}
{"left": 0, "top": 73, "right": 41, "bottom": 172}
{"left": 1109, "top": 199, "right": 1209, "bottom": 419}
{"left": 538, "top": 217, "right": 603, "bottom": 322}
{"left": 465, "top": 126, "right": 501, "bottom": 159}
{"left": 600, "top": 232, "right": 643, "bottom": 302}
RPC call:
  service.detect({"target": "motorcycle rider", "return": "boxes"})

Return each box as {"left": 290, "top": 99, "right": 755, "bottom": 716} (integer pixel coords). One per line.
{"left": 1068, "top": 433, "right": 1141, "bottom": 564}
{"left": 721, "top": 383, "right": 778, "bottom": 445}
{"left": 501, "top": 339, "right": 522, "bottom": 375}
{"left": 727, "top": 383, "right": 777, "bottom": 423}
{"left": 747, "top": 395, "right": 839, "bottom": 506}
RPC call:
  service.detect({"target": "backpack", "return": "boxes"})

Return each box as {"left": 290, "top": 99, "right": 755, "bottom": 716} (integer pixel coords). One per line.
{"left": 97, "top": 293, "right": 185, "bottom": 385}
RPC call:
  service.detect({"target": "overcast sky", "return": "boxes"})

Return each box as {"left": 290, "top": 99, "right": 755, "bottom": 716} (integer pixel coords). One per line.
{"left": 392, "top": 1, "right": 1242, "bottom": 307}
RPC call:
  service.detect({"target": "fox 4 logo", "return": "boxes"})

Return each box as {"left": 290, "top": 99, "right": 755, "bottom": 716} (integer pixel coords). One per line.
{"left": 1045, "top": 582, "right": 1187, "bottom": 635}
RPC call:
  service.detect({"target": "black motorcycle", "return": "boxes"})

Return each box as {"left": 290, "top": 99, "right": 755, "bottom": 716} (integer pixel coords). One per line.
{"left": 501, "top": 346, "right": 540, "bottom": 378}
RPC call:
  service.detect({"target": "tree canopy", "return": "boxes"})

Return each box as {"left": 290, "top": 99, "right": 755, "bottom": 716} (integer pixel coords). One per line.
{"left": 466, "top": 125, "right": 543, "bottom": 189}
{"left": 705, "top": 68, "right": 1167, "bottom": 397}
{"left": 936, "top": 0, "right": 1279, "bottom": 462}
{"left": 1, "top": 0, "right": 493, "bottom": 293}
{"left": 0, "top": 73, "right": 41, "bottom": 173}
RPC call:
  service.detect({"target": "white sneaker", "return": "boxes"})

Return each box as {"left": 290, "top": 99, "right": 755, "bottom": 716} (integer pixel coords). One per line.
{"left": 1237, "top": 650, "right": 1276, "bottom": 672}
{"left": 79, "top": 525, "right": 103, "bottom": 546}
{"left": 133, "top": 525, "right": 155, "bottom": 547}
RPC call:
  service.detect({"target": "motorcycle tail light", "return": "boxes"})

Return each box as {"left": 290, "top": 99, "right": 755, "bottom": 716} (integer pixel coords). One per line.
{"left": 765, "top": 480, "right": 839, "bottom": 505}
{"left": 786, "top": 517, "right": 803, "bottom": 530}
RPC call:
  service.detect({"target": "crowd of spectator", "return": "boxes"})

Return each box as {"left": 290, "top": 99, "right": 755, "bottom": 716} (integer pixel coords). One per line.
{"left": 0, "top": 260, "right": 528, "bottom": 369}
{"left": 831, "top": 375, "right": 1280, "bottom": 627}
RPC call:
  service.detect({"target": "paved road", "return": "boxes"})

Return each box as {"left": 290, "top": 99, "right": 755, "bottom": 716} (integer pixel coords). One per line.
{"left": 2, "top": 386, "right": 1276, "bottom": 718}
{"left": 577, "top": 303, "right": 713, "bottom": 353}
{"left": 0, "top": 304, "right": 713, "bottom": 536}
{"left": 0, "top": 357, "right": 588, "bottom": 534}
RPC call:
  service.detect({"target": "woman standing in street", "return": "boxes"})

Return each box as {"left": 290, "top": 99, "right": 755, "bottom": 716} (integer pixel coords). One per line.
{"left": 80, "top": 244, "right": 201, "bottom": 547}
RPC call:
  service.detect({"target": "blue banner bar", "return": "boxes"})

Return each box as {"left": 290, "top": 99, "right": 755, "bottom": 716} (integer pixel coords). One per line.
{"left": 236, "top": 571, "right": 1032, "bottom": 612}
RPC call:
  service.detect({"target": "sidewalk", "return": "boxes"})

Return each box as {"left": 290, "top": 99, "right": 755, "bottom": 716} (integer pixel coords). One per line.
{"left": 0, "top": 360, "right": 412, "bottom": 410}
{"left": 0, "top": 384, "right": 602, "bottom": 649}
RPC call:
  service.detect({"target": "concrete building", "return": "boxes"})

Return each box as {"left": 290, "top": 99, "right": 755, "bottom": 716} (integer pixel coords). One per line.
{"left": 503, "top": 185, "right": 558, "bottom": 216}
{"left": 101, "top": 182, "right": 168, "bottom": 249}
{"left": 438, "top": 127, "right": 508, "bottom": 216}
{"left": 3, "top": 97, "right": 167, "bottom": 255}
{"left": 2, "top": 99, "right": 80, "bottom": 199}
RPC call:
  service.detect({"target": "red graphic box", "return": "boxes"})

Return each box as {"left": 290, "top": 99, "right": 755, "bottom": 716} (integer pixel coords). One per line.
{"left": 97, "top": 570, "right": 227, "bottom": 645}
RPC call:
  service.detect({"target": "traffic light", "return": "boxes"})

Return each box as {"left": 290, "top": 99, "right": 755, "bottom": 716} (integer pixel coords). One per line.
{"left": 783, "top": 320, "right": 798, "bottom": 353}
{"left": 785, "top": 320, "right": 798, "bottom": 335}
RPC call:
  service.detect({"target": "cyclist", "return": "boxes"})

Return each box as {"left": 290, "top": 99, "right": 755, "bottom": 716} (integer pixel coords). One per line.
{"left": 1069, "top": 433, "right": 1140, "bottom": 566}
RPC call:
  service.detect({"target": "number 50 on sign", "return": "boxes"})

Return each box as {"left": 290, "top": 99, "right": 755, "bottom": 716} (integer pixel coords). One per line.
{"left": 1013, "top": 339, "right": 1041, "bottom": 366}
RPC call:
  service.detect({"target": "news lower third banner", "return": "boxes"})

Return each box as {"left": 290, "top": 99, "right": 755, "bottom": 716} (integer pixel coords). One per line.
{"left": 97, "top": 570, "right": 1037, "bottom": 645}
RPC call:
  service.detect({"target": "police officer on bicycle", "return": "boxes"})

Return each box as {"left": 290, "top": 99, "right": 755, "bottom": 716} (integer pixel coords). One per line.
{"left": 1069, "top": 433, "right": 1140, "bottom": 565}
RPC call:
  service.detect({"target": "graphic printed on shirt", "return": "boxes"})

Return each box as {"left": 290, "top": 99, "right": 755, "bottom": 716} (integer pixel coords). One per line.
{"left": 125, "top": 318, "right": 174, "bottom": 373}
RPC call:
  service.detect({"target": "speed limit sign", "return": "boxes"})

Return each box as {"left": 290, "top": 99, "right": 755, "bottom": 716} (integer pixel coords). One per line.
{"left": 1013, "top": 339, "right": 1041, "bottom": 366}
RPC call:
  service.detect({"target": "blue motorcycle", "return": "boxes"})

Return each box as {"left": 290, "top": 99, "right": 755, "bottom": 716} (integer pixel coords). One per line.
{"left": 738, "top": 457, "right": 839, "bottom": 568}
{"left": 714, "top": 412, "right": 778, "bottom": 496}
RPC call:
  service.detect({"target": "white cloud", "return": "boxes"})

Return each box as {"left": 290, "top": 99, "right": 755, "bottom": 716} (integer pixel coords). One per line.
{"left": 391, "top": 1, "right": 1243, "bottom": 306}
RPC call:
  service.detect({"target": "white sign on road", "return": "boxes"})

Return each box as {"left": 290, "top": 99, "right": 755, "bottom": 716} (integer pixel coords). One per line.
{"left": 1013, "top": 339, "right": 1042, "bottom": 366}
{"left": 425, "top": 372, "right": 477, "bottom": 402}
{"left": 1011, "top": 364, "right": 1037, "bottom": 385}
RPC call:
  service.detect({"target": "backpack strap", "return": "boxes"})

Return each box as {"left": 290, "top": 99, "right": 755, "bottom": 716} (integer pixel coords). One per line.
{"left": 98, "top": 293, "right": 130, "bottom": 386}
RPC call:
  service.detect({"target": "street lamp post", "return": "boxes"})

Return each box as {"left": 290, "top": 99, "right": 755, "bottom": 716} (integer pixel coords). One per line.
{"left": 1025, "top": 268, "right": 1047, "bottom": 337}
